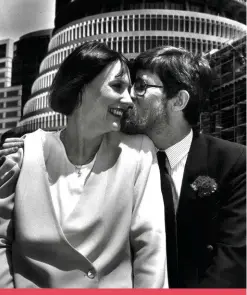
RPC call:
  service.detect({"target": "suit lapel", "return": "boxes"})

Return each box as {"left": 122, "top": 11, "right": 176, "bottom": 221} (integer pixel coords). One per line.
{"left": 177, "top": 133, "right": 209, "bottom": 219}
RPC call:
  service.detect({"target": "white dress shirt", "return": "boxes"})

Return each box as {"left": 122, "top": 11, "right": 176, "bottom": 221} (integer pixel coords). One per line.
{"left": 161, "top": 129, "right": 193, "bottom": 198}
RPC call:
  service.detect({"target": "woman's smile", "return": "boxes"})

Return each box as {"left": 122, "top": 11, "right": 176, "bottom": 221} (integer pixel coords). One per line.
{"left": 108, "top": 107, "right": 124, "bottom": 118}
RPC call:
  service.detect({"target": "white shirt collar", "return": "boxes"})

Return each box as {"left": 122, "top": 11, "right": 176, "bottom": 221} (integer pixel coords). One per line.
{"left": 162, "top": 129, "right": 193, "bottom": 169}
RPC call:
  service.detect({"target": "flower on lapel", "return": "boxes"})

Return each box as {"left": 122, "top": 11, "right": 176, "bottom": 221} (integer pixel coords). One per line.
{"left": 191, "top": 176, "right": 218, "bottom": 198}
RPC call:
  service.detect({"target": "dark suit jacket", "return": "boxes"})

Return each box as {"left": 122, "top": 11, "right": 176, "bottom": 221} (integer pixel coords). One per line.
{"left": 164, "top": 133, "right": 246, "bottom": 288}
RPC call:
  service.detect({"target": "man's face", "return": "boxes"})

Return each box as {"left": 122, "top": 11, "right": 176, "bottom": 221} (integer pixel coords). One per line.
{"left": 121, "top": 70, "right": 169, "bottom": 135}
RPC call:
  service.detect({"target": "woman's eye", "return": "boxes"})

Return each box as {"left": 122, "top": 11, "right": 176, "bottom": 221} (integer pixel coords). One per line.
{"left": 112, "top": 84, "right": 122, "bottom": 90}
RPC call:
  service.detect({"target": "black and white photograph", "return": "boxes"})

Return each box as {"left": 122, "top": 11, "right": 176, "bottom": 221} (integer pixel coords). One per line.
{"left": 0, "top": 0, "right": 246, "bottom": 289}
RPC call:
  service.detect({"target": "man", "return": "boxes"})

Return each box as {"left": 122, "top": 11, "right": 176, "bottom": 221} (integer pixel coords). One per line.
{"left": 1, "top": 46, "right": 246, "bottom": 288}
{"left": 121, "top": 46, "right": 246, "bottom": 288}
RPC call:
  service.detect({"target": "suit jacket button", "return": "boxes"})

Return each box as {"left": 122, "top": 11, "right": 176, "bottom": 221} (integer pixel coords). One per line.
{"left": 207, "top": 244, "right": 214, "bottom": 251}
{"left": 87, "top": 269, "right": 96, "bottom": 279}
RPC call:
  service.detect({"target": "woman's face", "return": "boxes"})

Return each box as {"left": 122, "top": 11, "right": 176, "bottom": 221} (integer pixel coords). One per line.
{"left": 75, "top": 60, "right": 133, "bottom": 134}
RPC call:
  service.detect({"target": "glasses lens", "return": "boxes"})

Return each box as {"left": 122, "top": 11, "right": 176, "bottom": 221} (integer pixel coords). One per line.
{"left": 134, "top": 80, "right": 146, "bottom": 95}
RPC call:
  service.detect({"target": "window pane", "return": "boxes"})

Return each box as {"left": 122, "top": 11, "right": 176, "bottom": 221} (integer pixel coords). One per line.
{"left": 174, "top": 17, "right": 179, "bottom": 31}
{"left": 129, "top": 37, "right": 133, "bottom": 53}
{"left": 134, "top": 16, "right": 139, "bottom": 31}
{"left": 134, "top": 38, "right": 139, "bottom": 52}
{"left": 140, "top": 15, "right": 145, "bottom": 30}
{"left": 163, "top": 16, "right": 167, "bottom": 31}
{"left": 157, "top": 15, "right": 162, "bottom": 30}
{"left": 151, "top": 17, "right": 156, "bottom": 30}
{"left": 168, "top": 16, "right": 173, "bottom": 31}
{"left": 146, "top": 15, "right": 151, "bottom": 30}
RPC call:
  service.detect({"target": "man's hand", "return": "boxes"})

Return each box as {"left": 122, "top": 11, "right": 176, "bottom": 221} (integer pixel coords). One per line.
{"left": 0, "top": 138, "right": 24, "bottom": 157}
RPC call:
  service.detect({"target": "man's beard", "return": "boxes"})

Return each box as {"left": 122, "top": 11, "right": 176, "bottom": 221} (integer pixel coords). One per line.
{"left": 120, "top": 106, "right": 148, "bottom": 135}
{"left": 120, "top": 101, "right": 169, "bottom": 136}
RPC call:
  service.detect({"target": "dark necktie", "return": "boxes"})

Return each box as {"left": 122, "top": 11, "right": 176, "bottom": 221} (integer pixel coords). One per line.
{"left": 157, "top": 151, "right": 179, "bottom": 287}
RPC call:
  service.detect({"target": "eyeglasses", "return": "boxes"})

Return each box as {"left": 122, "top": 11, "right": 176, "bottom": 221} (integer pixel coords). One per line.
{"left": 133, "top": 79, "right": 164, "bottom": 96}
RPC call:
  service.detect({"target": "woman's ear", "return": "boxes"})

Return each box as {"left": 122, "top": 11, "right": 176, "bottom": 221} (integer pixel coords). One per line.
{"left": 172, "top": 90, "right": 190, "bottom": 112}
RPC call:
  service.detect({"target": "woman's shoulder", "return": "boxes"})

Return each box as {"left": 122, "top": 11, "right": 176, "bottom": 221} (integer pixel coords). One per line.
{"left": 107, "top": 132, "right": 156, "bottom": 154}
{"left": 24, "top": 129, "right": 62, "bottom": 161}
{"left": 24, "top": 129, "right": 61, "bottom": 146}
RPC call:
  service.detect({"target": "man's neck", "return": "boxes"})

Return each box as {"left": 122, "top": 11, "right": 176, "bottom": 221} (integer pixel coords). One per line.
{"left": 148, "top": 122, "right": 192, "bottom": 150}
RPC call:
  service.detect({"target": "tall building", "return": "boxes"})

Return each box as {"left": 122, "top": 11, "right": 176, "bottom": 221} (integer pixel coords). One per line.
{"left": 0, "top": 39, "right": 22, "bottom": 137}
{"left": 17, "top": 0, "right": 247, "bottom": 136}
{"left": 201, "top": 36, "right": 246, "bottom": 144}
{"left": 12, "top": 29, "right": 52, "bottom": 115}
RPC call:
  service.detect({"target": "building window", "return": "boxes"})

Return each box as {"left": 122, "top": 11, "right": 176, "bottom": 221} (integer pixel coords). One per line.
{"left": 5, "top": 111, "right": 17, "bottom": 118}
{"left": 185, "top": 17, "right": 190, "bottom": 32}
{"left": 196, "top": 18, "right": 200, "bottom": 33}
{"left": 124, "top": 16, "right": 128, "bottom": 31}
{"left": 103, "top": 19, "right": 107, "bottom": 34}
{"left": 168, "top": 16, "right": 173, "bottom": 31}
{"left": 0, "top": 72, "right": 5, "bottom": 78}
{"left": 216, "top": 22, "right": 220, "bottom": 36}
{"left": 140, "top": 37, "right": 145, "bottom": 52}
{"left": 108, "top": 19, "right": 111, "bottom": 33}
{"left": 0, "top": 82, "right": 5, "bottom": 88}
{"left": 140, "top": 15, "right": 145, "bottom": 30}
{"left": 134, "top": 15, "right": 139, "bottom": 31}
{"left": 113, "top": 38, "right": 117, "bottom": 51}
{"left": 6, "top": 90, "right": 19, "bottom": 97}
{"left": 6, "top": 101, "right": 19, "bottom": 107}
{"left": 151, "top": 17, "right": 156, "bottom": 30}
{"left": 129, "top": 37, "right": 133, "bottom": 53}
{"left": 0, "top": 44, "right": 6, "bottom": 58}
{"left": 180, "top": 37, "right": 185, "bottom": 49}
{"left": 0, "top": 62, "right": 5, "bottom": 68}
{"left": 118, "top": 17, "right": 122, "bottom": 32}
{"left": 157, "top": 15, "right": 162, "bottom": 30}
{"left": 118, "top": 38, "right": 123, "bottom": 53}
{"left": 134, "top": 37, "right": 139, "bottom": 53}
{"left": 0, "top": 92, "right": 4, "bottom": 98}
{"left": 146, "top": 36, "right": 151, "bottom": 50}
{"left": 113, "top": 17, "right": 117, "bottom": 32}
{"left": 174, "top": 16, "right": 179, "bottom": 31}
{"left": 146, "top": 15, "right": 151, "bottom": 31}
{"left": 129, "top": 15, "right": 134, "bottom": 31}
{"left": 5, "top": 121, "right": 16, "bottom": 128}
{"left": 163, "top": 16, "right": 168, "bottom": 31}
{"left": 123, "top": 37, "right": 128, "bottom": 53}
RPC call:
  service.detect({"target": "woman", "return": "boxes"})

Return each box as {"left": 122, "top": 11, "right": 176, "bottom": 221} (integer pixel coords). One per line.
{"left": 0, "top": 41, "right": 167, "bottom": 288}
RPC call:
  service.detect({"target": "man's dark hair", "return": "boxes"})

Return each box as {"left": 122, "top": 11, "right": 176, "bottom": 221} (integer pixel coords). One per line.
{"left": 49, "top": 41, "right": 129, "bottom": 115}
{"left": 131, "top": 46, "right": 212, "bottom": 126}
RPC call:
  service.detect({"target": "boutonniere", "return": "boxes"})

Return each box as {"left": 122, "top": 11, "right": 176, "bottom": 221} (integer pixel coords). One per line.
{"left": 191, "top": 176, "right": 218, "bottom": 198}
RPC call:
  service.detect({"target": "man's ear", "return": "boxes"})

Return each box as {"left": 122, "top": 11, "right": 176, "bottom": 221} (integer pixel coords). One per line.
{"left": 172, "top": 90, "right": 190, "bottom": 112}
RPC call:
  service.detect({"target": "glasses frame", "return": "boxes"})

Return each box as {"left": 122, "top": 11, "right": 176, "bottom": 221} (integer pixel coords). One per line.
{"left": 133, "top": 80, "right": 164, "bottom": 96}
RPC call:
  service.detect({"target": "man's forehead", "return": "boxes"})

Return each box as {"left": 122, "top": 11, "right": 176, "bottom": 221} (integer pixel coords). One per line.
{"left": 135, "top": 70, "right": 161, "bottom": 83}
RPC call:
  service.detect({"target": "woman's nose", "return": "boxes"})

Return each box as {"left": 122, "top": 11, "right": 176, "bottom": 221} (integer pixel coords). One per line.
{"left": 121, "top": 89, "right": 134, "bottom": 107}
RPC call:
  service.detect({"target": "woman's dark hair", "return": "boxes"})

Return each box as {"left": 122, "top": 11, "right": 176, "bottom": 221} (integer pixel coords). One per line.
{"left": 49, "top": 41, "right": 129, "bottom": 115}
{"left": 132, "top": 46, "right": 212, "bottom": 126}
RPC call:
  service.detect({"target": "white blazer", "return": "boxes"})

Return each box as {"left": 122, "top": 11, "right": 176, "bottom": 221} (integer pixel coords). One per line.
{"left": 0, "top": 129, "right": 167, "bottom": 288}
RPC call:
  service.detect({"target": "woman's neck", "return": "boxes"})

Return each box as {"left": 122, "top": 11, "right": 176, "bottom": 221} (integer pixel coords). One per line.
{"left": 61, "top": 118, "right": 103, "bottom": 166}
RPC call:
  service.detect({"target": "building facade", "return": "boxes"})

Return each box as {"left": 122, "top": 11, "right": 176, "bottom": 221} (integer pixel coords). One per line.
{"left": 12, "top": 30, "right": 51, "bottom": 115}
{"left": 0, "top": 39, "right": 22, "bottom": 137}
{"left": 201, "top": 36, "right": 246, "bottom": 145}
{"left": 17, "top": 0, "right": 247, "bottom": 138}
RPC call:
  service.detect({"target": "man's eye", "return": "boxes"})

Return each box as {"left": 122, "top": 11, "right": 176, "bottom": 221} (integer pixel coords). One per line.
{"left": 136, "top": 81, "right": 145, "bottom": 90}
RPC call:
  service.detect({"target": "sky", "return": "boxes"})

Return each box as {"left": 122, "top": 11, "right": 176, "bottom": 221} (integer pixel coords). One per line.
{"left": 0, "top": 0, "right": 56, "bottom": 41}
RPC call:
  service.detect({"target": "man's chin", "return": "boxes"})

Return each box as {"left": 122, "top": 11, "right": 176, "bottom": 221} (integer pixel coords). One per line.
{"left": 120, "top": 118, "right": 147, "bottom": 135}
